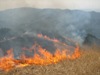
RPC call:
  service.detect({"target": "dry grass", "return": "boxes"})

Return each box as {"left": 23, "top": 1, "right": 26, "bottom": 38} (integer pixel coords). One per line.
{"left": 0, "top": 46, "right": 100, "bottom": 75}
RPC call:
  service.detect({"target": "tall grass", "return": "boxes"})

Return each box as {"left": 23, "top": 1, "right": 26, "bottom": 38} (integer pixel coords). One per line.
{"left": 0, "top": 45, "right": 100, "bottom": 75}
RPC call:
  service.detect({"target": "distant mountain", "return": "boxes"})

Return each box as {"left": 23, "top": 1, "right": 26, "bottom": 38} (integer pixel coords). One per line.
{"left": 0, "top": 7, "right": 100, "bottom": 44}
{"left": 0, "top": 8, "right": 99, "bottom": 32}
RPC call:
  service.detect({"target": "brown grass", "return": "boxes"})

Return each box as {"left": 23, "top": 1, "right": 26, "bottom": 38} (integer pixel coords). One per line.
{"left": 0, "top": 46, "right": 100, "bottom": 75}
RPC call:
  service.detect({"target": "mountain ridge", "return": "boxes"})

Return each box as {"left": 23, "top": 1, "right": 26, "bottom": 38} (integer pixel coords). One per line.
{"left": 0, "top": 7, "right": 100, "bottom": 44}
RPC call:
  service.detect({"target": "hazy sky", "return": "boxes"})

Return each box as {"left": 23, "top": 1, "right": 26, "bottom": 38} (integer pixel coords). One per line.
{"left": 0, "top": 0, "right": 100, "bottom": 12}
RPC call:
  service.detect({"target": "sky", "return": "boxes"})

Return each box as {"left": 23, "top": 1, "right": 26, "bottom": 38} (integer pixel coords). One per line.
{"left": 0, "top": 0, "right": 100, "bottom": 12}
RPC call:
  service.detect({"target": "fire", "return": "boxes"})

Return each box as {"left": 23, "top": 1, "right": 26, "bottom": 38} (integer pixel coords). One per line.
{"left": 0, "top": 34, "right": 81, "bottom": 71}
{"left": 0, "top": 44, "right": 80, "bottom": 71}
{"left": 37, "top": 34, "right": 59, "bottom": 43}
{"left": 37, "top": 33, "right": 75, "bottom": 49}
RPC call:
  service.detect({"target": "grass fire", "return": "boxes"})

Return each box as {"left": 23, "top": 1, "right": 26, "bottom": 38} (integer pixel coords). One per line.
{"left": 0, "top": 34, "right": 80, "bottom": 72}
{"left": 0, "top": 33, "right": 100, "bottom": 75}
{"left": 0, "top": 7, "right": 100, "bottom": 75}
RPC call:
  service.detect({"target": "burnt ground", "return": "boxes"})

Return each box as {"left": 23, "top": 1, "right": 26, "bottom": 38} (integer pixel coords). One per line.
{"left": 0, "top": 30, "right": 76, "bottom": 58}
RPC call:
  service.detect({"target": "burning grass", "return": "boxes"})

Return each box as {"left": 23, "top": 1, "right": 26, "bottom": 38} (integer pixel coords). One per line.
{"left": 0, "top": 34, "right": 99, "bottom": 75}
{"left": 0, "top": 34, "right": 81, "bottom": 72}
{"left": 0, "top": 46, "right": 100, "bottom": 75}
{"left": 0, "top": 44, "right": 80, "bottom": 72}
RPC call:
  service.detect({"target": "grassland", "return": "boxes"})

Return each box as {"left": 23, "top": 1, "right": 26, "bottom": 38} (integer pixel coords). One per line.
{"left": 0, "top": 46, "right": 100, "bottom": 75}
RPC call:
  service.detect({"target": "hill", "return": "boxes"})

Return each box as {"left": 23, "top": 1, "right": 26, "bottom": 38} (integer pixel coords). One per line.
{"left": 0, "top": 8, "right": 100, "bottom": 43}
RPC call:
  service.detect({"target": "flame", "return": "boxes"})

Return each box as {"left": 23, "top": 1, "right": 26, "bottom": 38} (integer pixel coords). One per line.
{"left": 37, "top": 33, "right": 75, "bottom": 49}
{"left": 37, "top": 34, "right": 59, "bottom": 43}
{"left": 0, "top": 44, "right": 80, "bottom": 71}
{"left": 0, "top": 34, "right": 81, "bottom": 71}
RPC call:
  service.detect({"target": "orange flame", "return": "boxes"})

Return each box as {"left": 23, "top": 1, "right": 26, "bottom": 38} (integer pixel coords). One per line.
{"left": 37, "top": 34, "right": 59, "bottom": 43}
{"left": 0, "top": 44, "right": 80, "bottom": 71}
{"left": 0, "top": 34, "right": 81, "bottom": 71}
{"left": 37, "top": 33, "right": 75, "bottom": 49}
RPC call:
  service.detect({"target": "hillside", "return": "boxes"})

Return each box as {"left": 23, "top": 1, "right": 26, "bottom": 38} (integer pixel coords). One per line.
{"left": 0, "top": 8, "right": 100, "bottom": 75}
{"left": 0, "top": 8, "right": 100, "bottom": 42}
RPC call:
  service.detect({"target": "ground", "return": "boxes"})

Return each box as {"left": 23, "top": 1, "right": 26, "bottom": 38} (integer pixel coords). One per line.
{"left": 0, "top": 46, "right": 100, "bottom": 75}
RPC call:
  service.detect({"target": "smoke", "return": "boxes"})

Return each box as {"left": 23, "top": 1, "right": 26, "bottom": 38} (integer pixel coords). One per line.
{"left": 54, "top": 10, "right": 91, "bottom": 44}
{"left": 0, "top": 8, "right": 100, "bottom": 58}
{"left": 0, "top": 48, "right": 4, "bottom": 57}
{"left": 0, "top": 8, "right": 100, "bottom": 45}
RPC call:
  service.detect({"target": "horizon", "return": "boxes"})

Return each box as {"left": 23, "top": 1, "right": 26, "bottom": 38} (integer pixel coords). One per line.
{"left": 0, "top": 0, "right": 100, "bottom": 12}
{"left": 0, "top": 7, "right": 99, "bottom": 13}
